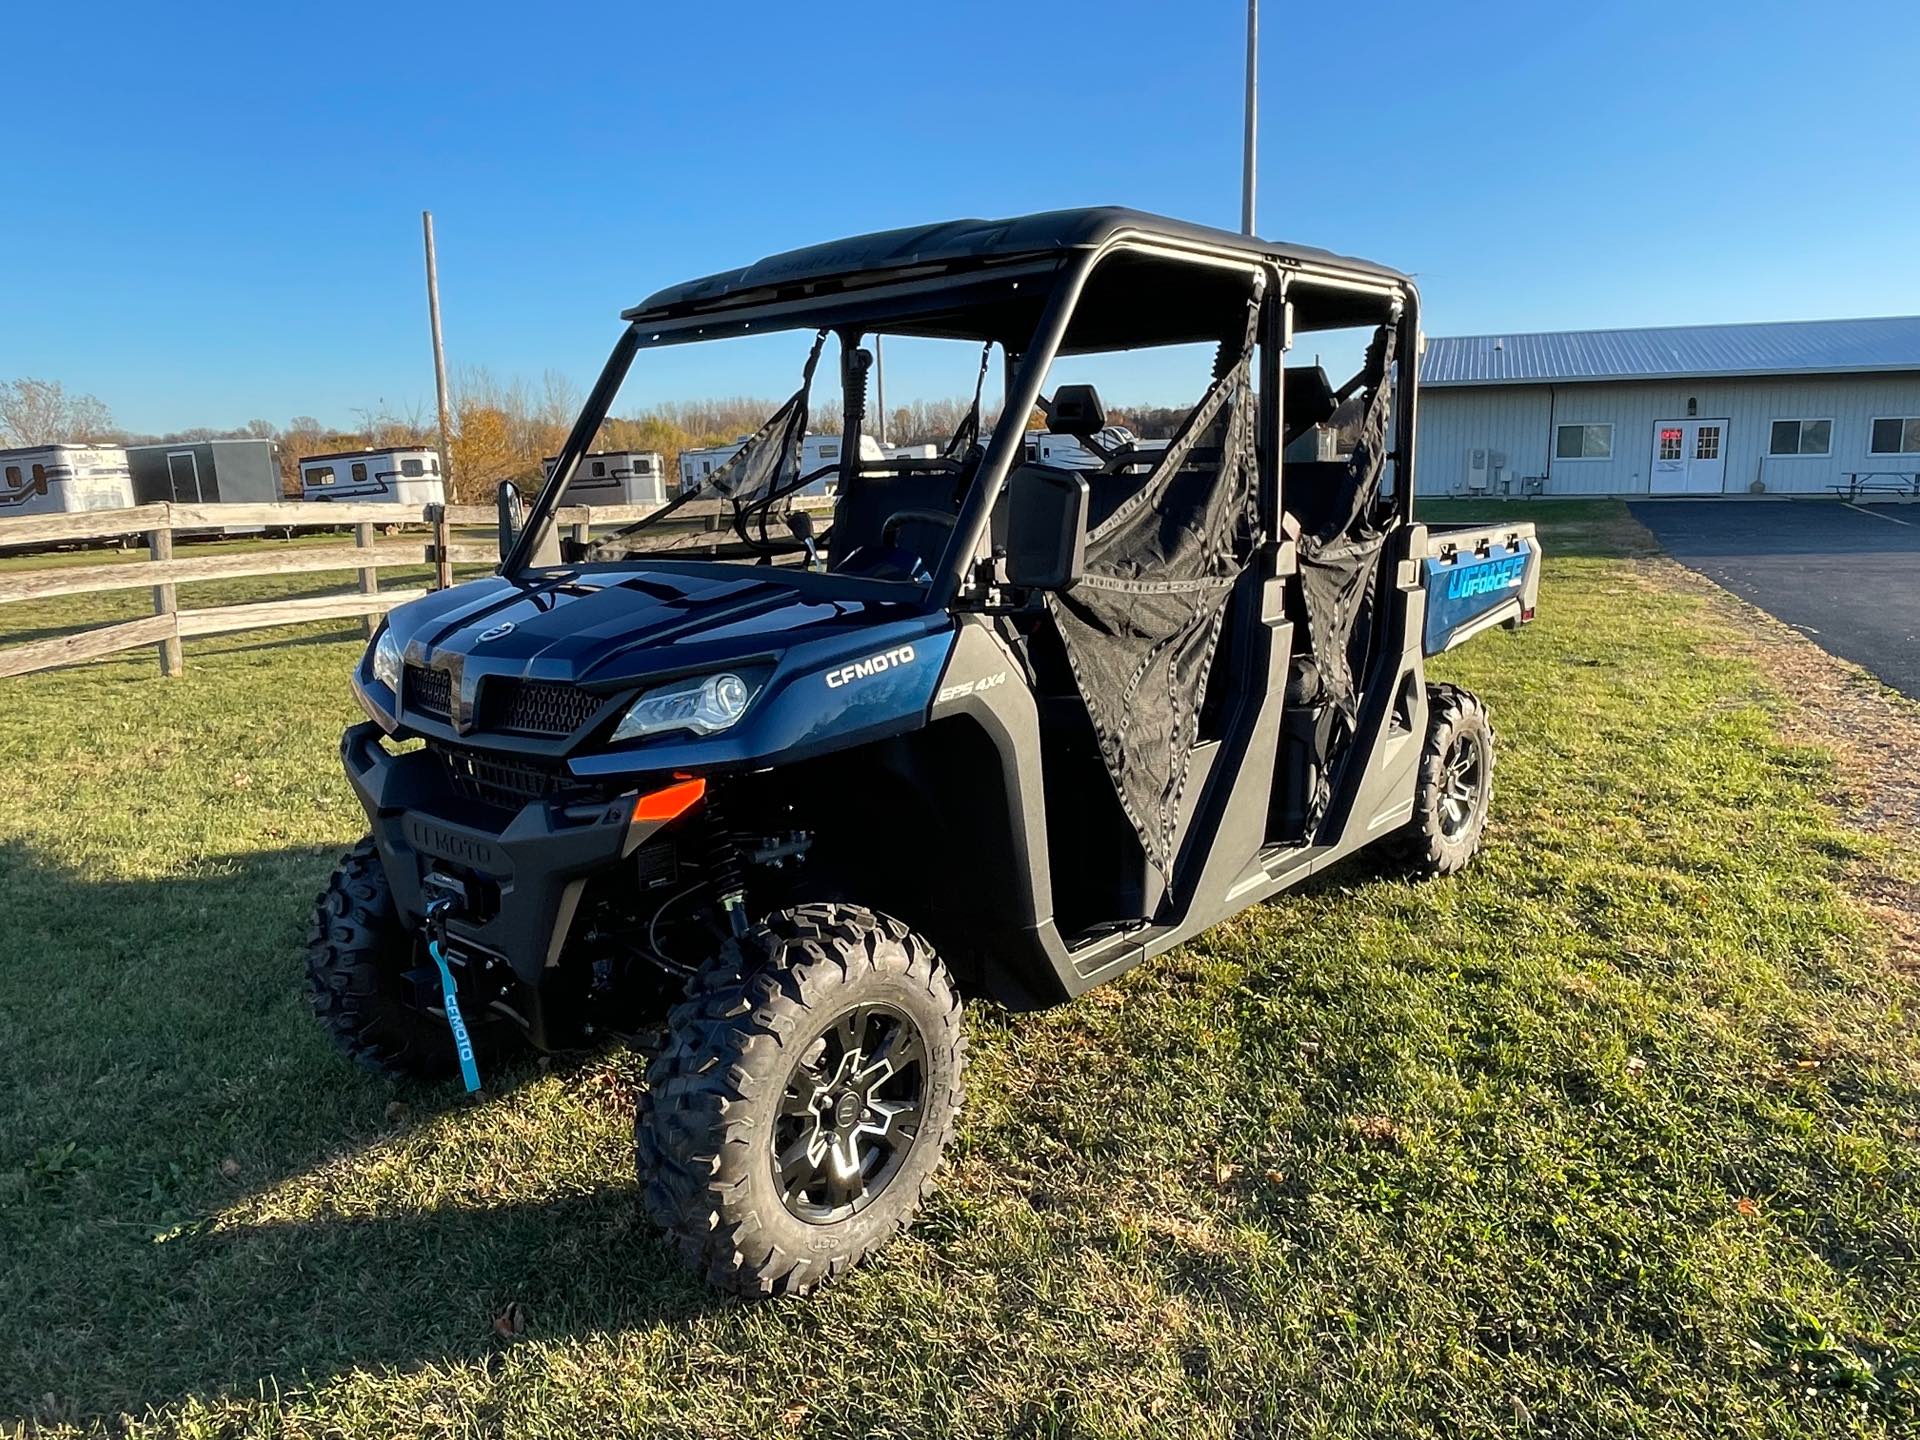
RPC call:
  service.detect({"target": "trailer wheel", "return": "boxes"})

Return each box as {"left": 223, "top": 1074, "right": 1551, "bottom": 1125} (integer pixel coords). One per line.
{"left": 306, "top": 834, "right": 517, "bottom": 1079}
{"left": 637, "top": 903, "right": 965, "bottom": 1297}
{"left": 1388, "top": 683, "right": 1494, "bottom": 877}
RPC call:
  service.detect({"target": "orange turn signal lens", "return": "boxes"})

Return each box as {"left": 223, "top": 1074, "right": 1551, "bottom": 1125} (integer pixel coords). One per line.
{"left": 631, "top": 776, "right": 706, "bottom": 823}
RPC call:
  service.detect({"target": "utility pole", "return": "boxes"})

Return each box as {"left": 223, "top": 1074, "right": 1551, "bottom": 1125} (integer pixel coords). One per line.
{"left": 422, "top": 211, "right": 454, "bottom": 487}
{"left": 1241, "top": 0, "right": 1258, "bottom": 235}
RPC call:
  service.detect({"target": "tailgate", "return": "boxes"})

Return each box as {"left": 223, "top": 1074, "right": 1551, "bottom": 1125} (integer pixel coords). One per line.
{"left": 1420, "top": 522, "right": 1541, "bottom": 655}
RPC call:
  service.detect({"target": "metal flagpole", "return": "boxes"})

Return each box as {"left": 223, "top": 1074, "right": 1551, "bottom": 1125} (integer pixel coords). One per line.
{"left": 1241, "top": 0, "right": 1258, "bottom": 234}
{"left": 422, "top": 211, "right": 454, "bottom": 486}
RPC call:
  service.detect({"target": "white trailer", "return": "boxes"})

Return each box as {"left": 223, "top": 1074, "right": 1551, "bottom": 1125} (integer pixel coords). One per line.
{"left": 1030, "top": 425, "right": 1168, "bottom": 470}
{"left": 542, "top": 450, "right": 668, "bottom": 505}
{"left": 0, "top": 444, "right": 135, "bottom": 518}
{"left": 299, "top": 448, "right": 446, "bottom": 506}
{"left": 677, "top": 433, "right": 887, "bottom": 497}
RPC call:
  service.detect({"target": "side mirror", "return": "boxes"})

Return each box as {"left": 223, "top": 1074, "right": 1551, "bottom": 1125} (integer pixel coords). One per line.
{"left": 496, "top": 481, "right": 523, "bottom": 561}
{"left": 1003, "top": 464, "right": 1088, "bottom": 591}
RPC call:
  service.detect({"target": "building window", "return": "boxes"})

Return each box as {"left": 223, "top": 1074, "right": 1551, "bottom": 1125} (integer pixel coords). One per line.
{"left": 1657, "top": 427, "right": 1683, "bottom": 461}
{"left": 1695, "top": 425, "right": 1720, "bottom": 461}
{"left": 351, "top": 462, "right": 368, "bottom": 482}
{"left": 1870, "top": 417, "right": 1920, "bottom": 455}
{"left": 400, "top": 458, "right": 425, "bottom": 477}
{"left": 1769, "top": 419, "right": 1831, "bottom": 456}
{"left": 1555, "top": 423, "right": 1612, "bottom": 460}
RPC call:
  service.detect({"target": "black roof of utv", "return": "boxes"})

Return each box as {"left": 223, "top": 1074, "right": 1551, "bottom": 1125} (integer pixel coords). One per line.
{"left": 624, "top": 207, "right": 1410, "bottom": 322}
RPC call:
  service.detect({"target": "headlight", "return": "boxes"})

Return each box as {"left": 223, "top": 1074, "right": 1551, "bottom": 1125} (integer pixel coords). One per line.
{"left": 371, "top": 628, "right": 403, "bottom": 693}
{"left": 612, "top": 672, "right": 756, "bottom": 743}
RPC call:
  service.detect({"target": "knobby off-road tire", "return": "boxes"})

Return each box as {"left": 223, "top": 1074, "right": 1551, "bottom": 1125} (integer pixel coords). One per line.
{"left": 306, "top": 834, "right": 519, "bottom": 1079}
{"left": 1388, "top": 682, "right": 1495, "bottom": 877}
{"left": 637, "top": 903, "right": 965, "bottom": 1297}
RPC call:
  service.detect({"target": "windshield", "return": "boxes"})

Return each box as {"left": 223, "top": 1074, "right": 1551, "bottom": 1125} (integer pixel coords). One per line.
{"left": 529, "top": 327, "right": 1000, "bottom": 590}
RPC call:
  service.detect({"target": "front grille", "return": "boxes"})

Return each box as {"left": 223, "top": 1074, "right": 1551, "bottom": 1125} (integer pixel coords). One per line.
{"left": 434, "top": 744, "right": 574, "bottom": 811}
{"left": 405, "top": 663, "right": 453, "bottom": 722}
{"left": 486, "top": 679, "right": 604, "bottom": 737}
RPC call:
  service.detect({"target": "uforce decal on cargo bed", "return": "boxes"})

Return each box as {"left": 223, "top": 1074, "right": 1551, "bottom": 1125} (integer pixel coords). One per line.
{"left": 1445, "top": 553, "right": 1526, "bottom": 599}
{"left": 825, "top": 644, "right": 917, "bottom": 689}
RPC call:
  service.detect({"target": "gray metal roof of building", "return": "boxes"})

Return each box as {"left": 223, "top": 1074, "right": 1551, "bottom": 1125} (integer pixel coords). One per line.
{"left": 1420, "top": 314, "right": 1920, "bottom": 387}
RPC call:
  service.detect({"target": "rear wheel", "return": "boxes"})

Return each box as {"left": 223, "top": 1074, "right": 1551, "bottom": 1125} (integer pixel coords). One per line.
{"left": 1387, "top": 683, "right": 1494, "bottom": 876}
{"left": 637, "top": 903, "right": 965, "bottom": 1297}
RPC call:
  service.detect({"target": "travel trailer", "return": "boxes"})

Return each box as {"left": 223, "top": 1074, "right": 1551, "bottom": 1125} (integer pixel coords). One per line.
{"left": 128, "top": 438, "right": 281, "bottom": 506}
{"left": 1028, "top": 424, "right": 1169, "bottom": 471}
{"left": 0, "top": 444, "right": 135, "bottom": 518}
{"left": 540, "top": 451, "right": 668, "bottom": 505}
{"left": 677, "top": 433, "right": 886, "bottom": 497}
{"left": 300, "top": 448, "right": 446, "bottom": 506}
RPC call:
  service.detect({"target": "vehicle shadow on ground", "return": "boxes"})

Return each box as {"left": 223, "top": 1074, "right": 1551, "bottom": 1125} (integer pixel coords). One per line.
{"left": 0, "top": 837, "right": 720, "bottom": 1424}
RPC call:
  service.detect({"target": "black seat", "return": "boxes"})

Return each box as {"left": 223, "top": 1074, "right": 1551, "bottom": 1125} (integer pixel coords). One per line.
{"left": 828, "top": 471, "right": 965, "bottom": 575}
{"left": 1284, "top": 365, "right": 1338, "bottom": 444}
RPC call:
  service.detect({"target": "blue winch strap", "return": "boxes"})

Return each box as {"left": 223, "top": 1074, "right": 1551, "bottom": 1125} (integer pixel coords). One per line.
{"left": 428, "top": 938, "right": 483, "bottom": 1093}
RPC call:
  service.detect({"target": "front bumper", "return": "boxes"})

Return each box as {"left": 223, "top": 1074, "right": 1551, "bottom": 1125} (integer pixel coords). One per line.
{"left": 341, "top": 723, "right": 663, "bottom": 1000}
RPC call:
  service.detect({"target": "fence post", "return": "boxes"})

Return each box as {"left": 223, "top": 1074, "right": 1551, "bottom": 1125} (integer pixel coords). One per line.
{"left": 431, "top": 504, "right": 452, "bottom": 590}
{"left": 148, "top": 520, "right": 182, "bottom": 677}
{"left": 355, "top": 520, "right": 380, "bottom": 634}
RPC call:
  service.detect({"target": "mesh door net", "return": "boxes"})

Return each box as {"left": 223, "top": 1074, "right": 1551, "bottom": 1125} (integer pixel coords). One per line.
{"left": 1292, "top": 322, "right": 1398, "bottom": 829}
{"left": 1040, "top": 300, "right": 1263, "bottom": 880}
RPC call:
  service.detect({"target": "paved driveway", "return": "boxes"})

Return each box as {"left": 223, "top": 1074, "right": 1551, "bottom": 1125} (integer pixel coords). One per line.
{"left": 1630, "top": 499, "right": 1920, "bottom": 698}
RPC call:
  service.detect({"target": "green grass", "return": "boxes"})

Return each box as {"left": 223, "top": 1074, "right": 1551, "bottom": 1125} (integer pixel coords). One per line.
{"left": 3, "top": 500, "right": 1917, "bottom": 1438}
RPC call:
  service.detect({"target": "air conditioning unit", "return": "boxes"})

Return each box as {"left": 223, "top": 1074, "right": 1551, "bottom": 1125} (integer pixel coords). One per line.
{"left": 1466, "top": 447, "right": 1490, "bottom": 492}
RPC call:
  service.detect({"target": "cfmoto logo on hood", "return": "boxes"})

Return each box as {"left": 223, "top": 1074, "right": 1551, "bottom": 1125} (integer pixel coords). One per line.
{"left": 825, "top": 644, "right": 916, "bottom": 689}
{"left": 476, "top": 621, "right": 516, "bottom": 643}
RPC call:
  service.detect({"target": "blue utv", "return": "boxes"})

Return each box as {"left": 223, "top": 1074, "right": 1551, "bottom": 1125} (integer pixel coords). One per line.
{"left": 309, "top": 208, "right": 1541, "bottom": 1296}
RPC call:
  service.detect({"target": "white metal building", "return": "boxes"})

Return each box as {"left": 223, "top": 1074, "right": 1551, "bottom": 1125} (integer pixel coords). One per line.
{"left": 1416, "top": 315, "right": 1920, "bottom": 499}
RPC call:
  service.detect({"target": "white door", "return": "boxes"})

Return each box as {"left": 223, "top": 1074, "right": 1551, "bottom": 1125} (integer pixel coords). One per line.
{"left": 1649, "top": 420, "right": 1729, "bottom": 495}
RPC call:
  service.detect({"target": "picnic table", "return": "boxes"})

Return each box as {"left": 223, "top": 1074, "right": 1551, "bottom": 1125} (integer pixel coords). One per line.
{"left": 1830, "top": 472, "right": 1920, "bottom": 500}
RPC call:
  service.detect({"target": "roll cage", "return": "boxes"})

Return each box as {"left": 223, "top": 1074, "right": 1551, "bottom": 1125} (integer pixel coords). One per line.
{"left": 503, "top": 207, "right": 1422, "bottom": 604}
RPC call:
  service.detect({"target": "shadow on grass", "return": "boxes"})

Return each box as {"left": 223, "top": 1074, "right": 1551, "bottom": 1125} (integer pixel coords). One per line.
{"left": 0, "top": 838, "right": 719, "bottom": 1423}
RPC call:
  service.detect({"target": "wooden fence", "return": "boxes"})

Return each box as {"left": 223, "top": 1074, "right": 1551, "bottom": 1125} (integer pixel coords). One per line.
{"left": 0, "top": 496, "right": 828, "bottom": 679}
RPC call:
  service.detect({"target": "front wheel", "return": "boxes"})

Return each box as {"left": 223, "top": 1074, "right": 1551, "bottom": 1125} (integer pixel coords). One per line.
{"left": 306, "top": 835, "right": 521, "bottom": 1079}
{"left": 637, "top": 903, "right": 965, "bottom": 1297}
{"left": 1387, "top": 682, "right": 1495, "bottom": 876}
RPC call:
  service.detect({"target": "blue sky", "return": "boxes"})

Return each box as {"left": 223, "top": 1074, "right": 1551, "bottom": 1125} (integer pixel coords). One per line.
{"left": 5, "top": 0, "right": 1917, "bottom": 435}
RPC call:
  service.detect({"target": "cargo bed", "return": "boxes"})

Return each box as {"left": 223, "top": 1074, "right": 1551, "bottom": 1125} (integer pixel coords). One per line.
{"left": 1419, "top": 521, "right": 1541, "bottom": 655}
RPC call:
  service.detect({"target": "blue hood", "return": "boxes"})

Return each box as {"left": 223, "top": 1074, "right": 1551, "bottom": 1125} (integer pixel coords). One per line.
{"left": 370, "top": 562, "right": 956, "bottom": 776}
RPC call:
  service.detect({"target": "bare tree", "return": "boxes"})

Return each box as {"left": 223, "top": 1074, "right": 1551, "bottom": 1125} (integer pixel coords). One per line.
{"left": 0, "top": 378, "right": 115, "bottom": 446}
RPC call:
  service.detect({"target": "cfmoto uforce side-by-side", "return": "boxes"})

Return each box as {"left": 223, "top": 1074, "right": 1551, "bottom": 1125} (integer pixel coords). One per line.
{"left": 310, "top": 209, "right": 1541, "bottom": 1295}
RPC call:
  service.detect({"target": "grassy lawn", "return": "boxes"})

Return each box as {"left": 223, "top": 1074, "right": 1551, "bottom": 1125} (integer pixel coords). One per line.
{"left": 3, "top": 500, "right": 1917, "bottom": 1437}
